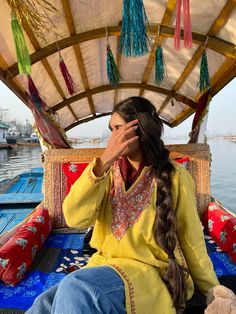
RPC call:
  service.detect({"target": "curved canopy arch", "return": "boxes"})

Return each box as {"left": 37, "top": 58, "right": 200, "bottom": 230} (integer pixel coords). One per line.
{"left": 0, "top": 0, "right": 235, "bottom": 131}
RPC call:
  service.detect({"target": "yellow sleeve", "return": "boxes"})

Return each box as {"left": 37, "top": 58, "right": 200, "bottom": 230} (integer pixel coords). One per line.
{"left": 62, "top": 158, "right": 111, "bottom": 229}
{"left": 172, "top": 165, "right": 219, "bottom": 294}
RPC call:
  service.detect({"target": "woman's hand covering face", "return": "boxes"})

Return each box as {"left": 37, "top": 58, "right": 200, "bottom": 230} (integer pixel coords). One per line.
{"left": 93, "top": 116, "right": 139, "bottom": 177}
{"left": 105, "top": 118, "right": 139, "bottom": 162}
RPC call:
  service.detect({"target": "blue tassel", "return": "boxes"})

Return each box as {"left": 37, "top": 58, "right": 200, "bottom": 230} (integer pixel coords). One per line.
{"left": 155, "top": 45, "right": 165, "bottom": 85}
{"left": 199, "top": 51, "right": 210, "bottom": 92}
{"left": 119, "top": 0, "right": 149, "bottom": 57}
{"left": 106, "top": 46, "right": 120, "bottom": 87}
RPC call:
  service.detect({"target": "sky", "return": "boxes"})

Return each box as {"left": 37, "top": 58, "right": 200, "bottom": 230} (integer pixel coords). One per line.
{"left": 0, "top": 78, "right": 235, "bottom": 138}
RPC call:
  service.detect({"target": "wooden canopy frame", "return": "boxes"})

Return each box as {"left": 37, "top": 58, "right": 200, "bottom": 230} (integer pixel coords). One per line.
{"left": 0, "top": 0, "right": 235, "bottom": 130}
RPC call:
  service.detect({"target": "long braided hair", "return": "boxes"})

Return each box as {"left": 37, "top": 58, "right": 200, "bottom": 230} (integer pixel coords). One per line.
{"left": 113, "top": 97, "right": 187, "bottom": 312}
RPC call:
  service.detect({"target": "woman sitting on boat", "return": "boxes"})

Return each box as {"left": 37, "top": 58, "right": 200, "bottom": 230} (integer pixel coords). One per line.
{"left": 27, "top": 97, "right": 219, "bottom": 314}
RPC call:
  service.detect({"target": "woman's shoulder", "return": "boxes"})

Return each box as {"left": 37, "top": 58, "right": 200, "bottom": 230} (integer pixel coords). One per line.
{"left": 170, "top": 159, "right": 188, "bottom": 174}
{"left": 170, "top": 159, "right": 193, "bottom": 184}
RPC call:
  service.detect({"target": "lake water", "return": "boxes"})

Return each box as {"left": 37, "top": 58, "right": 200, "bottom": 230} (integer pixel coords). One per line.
{"left": 0, "top": 140, "right": 235, "bottom": 214}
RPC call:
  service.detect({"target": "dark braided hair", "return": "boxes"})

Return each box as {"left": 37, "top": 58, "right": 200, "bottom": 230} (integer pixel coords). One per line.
{"left": 113, "top": 97, "right": 187, "bottom": 313}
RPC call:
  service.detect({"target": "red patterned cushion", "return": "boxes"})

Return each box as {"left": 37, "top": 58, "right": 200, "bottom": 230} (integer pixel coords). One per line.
{"left": 174, "top": 157, "right": 190, "bottom": 169}
{"left": 61, "top": 159, "right": 189, "bottom": 195}
{"left": 202, "top": 202, "right": 236, "bottom": 263}
{"left": 0, "top": 207, "right": 52, "bottom": 285}
{"left": 62, "top": 162, "right": 89, "bottom": 194}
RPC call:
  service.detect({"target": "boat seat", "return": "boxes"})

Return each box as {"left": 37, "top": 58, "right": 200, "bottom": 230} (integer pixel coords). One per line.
{"left": 43, "top": 143, "right": 211, "bottom": 229}
{"left": 42, "top": 144, "right": 211, "bottom": 313}
{"left": 0, "top": 193, "right": 44, "bottom": 205}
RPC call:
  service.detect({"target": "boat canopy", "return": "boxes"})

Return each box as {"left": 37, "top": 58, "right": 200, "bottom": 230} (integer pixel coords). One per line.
{"left": 0, "top": 0, "right": 235, "bottom": 132}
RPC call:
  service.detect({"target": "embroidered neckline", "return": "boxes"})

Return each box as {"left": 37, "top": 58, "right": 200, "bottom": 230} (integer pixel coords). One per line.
{"left": 110, "top": 161, "right": 155, "bottom": 240}
{"left": 120, "top": 165, "right": 152, "bottom": 195}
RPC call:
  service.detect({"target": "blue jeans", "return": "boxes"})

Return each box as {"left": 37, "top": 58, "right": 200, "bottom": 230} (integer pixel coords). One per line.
{"left": 26, "top": 266, "right": 126, "bottom": 314}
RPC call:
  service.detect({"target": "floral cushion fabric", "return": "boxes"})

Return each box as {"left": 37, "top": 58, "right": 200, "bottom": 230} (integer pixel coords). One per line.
{"left": 62, "top": 162, "right": 89, "bottom": 194}
{"left": 174, "top": 157, "right": 190, "bottom": 169}
{"left": 202, "top": 202, "right": 236, "bottom": 264}
{"left": 0, "top": 207, "right": 52, "bottom": 285}
{"left": 62, "top": 158, "right": 189, "bottom": 196}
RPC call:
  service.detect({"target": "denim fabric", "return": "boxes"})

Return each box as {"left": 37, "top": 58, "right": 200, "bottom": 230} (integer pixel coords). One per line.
{"left": 25, "top": 266, "right": 126, "bottom": 314}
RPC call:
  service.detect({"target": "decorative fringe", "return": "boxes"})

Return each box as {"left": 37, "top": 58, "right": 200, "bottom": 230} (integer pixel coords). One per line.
{"left": 59, "top": 55, "right": 76, "bottom": 95}
{"left": 174, "top": 0, "right": 192, "bottom": 50}
{"left": 174, "top": 0, "right": 182, "bottom": 50}
{"left": 155, "top": 45, "right": 165, "bottom": 85}
{"left": 28, "top": 75, "right": 47, "bottom": 111}
{"left": 106, "top": 45, "right": 120, "bottom": 87}
{"left": 119, "top": 0, "right": 149, "bottom": 57}
{"left": 183, "top": 0, "right": 192, "bottom": 48}
{"left": 7, "top": 0, "right": 59, "bottom": 42}
{"left": 199, "top": 51, "right": 210, "bottom": 92}
{"left": 11, "top": 14, "right": 31, "bottom": 74}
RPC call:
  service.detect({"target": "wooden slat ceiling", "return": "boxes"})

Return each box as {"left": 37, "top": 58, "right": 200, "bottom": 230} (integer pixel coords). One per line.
{"left": 0, "top": 0, "right": 235, "bottom": 131}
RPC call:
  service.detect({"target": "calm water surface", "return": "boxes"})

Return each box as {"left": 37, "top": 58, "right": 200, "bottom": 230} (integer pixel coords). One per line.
{"left": 0, "top": 146, "right": 42, "bottom": 181}
{"left": 0, "top": 140, "right": 235, "bottom": 213}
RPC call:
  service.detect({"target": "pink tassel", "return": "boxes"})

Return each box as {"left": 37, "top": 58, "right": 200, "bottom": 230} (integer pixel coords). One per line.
{"left": 59, "top": 55, "right": 76, "bottom": 95}
{"left": 28, "top": 75, "right": 47, "bottom": 111}
{"left": 174, "top": 0, "right": 192, "bottom": 50}
{"left": 174, "top": 0, "right": 182, "bottom": 50}
{"left": 183, "top": 0, "right": 192, "bottom": 48}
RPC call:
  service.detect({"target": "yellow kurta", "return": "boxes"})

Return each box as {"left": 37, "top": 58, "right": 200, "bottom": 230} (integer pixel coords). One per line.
{"left": 63, "top": 158, "right": 219, "bottom": 314}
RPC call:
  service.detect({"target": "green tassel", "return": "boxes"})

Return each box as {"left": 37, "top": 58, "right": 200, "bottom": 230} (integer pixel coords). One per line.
{"left": 11, "top": 14, "right": 31, "bottom": 74}
{"left": 199, "top": 51, "right": 210, "bottom": 92}
{"left": 155, "top": 45, "right": 165, "bottom": 85}
{"left": 106, "top": 46, "right": 120, "bottom": 87}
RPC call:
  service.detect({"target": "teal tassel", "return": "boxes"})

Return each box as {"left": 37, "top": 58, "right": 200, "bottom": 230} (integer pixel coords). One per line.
{"left": 199, "top": 51, "right": 210, "bottom": 92}
{"left": 155, "top": 45, "right": 165, "bottom": 85}
{"left": 119, "top": 0, "right": 149, "bottom": 57}
{"left": 11, "top": 14, "right": 31, "bottom": 74}
{"left": 106, "top": 46, "right": 120, "bottom": 87}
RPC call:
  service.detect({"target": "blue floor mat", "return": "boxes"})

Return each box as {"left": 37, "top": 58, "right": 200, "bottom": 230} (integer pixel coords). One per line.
{"left": 0, "top": 232, "right": 87, "bottom": 311}
{"left": 205, "top": 235, "right": 236, "bottom": 276}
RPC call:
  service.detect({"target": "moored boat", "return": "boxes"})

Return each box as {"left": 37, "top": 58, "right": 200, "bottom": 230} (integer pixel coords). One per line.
{"left": 0, "top": 168, "right": 44, "bottom": 236}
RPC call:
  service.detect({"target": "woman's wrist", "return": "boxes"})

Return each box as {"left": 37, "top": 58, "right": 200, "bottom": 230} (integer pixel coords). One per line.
{"left": 93, "top": 155, "right": 113, "bottom": 177}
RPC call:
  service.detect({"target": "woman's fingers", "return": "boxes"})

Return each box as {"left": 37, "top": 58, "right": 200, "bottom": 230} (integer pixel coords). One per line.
{"left": 124, "top": 119, "right": 139, "bottom": 128}
{"left": 121, "top": 135, "right": 139, "bottom": 148}
{"left": 117, "top": 120, "right": 138, "bottom": 139}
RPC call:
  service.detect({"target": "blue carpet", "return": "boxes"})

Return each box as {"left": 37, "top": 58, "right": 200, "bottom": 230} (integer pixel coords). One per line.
{"left": 205, "top": 235, "right": 236, "bottom": 276}
{"left": 0, "top": 271, "right": 66, "bottom": 310}
{"left": 0, "top": 232, "right": 86, "bottom": 311}
{"left": 44, "top": 233, "right": 85, "bottom": 250}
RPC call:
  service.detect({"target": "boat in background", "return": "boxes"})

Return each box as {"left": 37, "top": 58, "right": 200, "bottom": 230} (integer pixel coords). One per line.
{"left": 0, "top": 168, "right": 44, "bottom": 236}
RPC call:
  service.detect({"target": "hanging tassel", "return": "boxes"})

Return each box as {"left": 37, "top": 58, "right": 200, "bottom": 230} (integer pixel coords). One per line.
{"left": 119, "top": 0, "right": 149, "bottom": 57}
{"left": 106, "top": 45, "right": 120, "bottom": 87}
{"left": 59, "top": 54, "right": 76, "bottom": 95}
{"left": 174, "top": 0, "right": 182, "bottom": 50}
{"left": 155, "top": 45, "right": 165, "bottom": 85}
{"left": 106, "top": 28, "right": 120, "bottom": 87}
{"left": 199, "top": 51, "right": 210, "bottom": 92}
{"left": 174, "top": 0, "right": 192, "bottom": 50}
{"left": 28, "top": 75, "right": 47, "bottom": 111}
{"left": 11, "top": 14, "right": 31, "bottom": 74}
{"left": 183, "top": 0, "right": 192, "bottom": 48}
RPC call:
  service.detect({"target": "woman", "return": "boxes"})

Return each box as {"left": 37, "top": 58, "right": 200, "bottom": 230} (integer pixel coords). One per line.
{"left": 27, "top": 97, "right": 219, "bottom": 314}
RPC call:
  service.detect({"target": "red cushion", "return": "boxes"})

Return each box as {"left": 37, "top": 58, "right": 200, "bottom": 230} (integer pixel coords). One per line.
{"left": 202, "top": 202, "right": 236, "bottom": 263}
{"left": 62, "top": 159, "right": 189, "bottom": 195}
{"left": 62, "top": 162, "right": 89, "bottom": 194}
{"left": 174, "top": 157, "right": 190, "bottom": 169}
{"left": 0, "top": 207, "right": 52, "bottom": 285}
